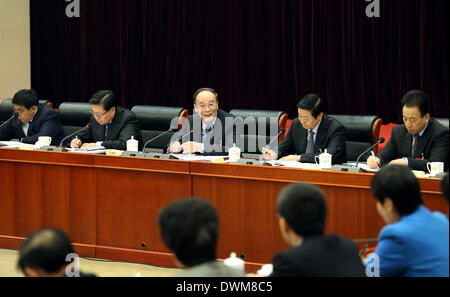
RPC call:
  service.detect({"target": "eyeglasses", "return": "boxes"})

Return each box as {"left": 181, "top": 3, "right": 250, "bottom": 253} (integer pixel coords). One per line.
{"left": 197, "top": 103, "right": 217, "bottom": 110}
{"left": 91, "top": 110, "right": 109, "bottom": 118}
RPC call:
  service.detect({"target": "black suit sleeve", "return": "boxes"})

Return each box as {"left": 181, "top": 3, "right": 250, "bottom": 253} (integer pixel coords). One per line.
{"left": 376, "top": 126, "right": 400, "bottom": 166}
{"left": 102, "top": 116, "right": 142, "bottom": 151}
{"left": 21, "top": 112, "right": 64, "bottom": 145}
{"left": 408, "top": 129, "right": 449, "bottom": 171}
{"left": 269, "top": 252, "right": 300, "bottom": 277}
{"left": 0, "top": 121, "right": 15, "bottom": 141}
{"left": 277, "top": 124, "right": 297, "bottom": 159}
{"left": 300, "top": 124, "right": 347, "bottom": 164}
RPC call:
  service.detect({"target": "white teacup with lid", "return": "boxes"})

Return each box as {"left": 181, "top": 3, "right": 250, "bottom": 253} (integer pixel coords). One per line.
{"left": 228, "top": 144, "right": 241, "bottom": 163}
{"left": 127, "top": 136, "right": 139, "bottom": 152}
{"left": 223, "top": 252, "right": 245, "bottom": 272}
{"left": 314, "top": 149, "right": 332, "bottom": 169}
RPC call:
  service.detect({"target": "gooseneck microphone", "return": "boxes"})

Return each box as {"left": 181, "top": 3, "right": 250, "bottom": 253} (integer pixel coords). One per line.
{"left": 0, "top": 113, "right": 18, "bottom": 130}
{"left": 262, "top": 128, "right": 286, "bottom": 151}
{"left": 59, "top": 125, "right": 90, "bottom": 147}
{"left": 355, "top": 137, "right": 386, "bottom": 168}
{"left": 143, "top": 128, "right": 174, "bottom": 150}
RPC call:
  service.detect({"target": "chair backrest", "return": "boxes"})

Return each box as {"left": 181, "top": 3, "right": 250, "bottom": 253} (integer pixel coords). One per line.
{"left": 328, "top": 115, "right": 382, "bottom": 162}
{"left": 435, "top": 118, "right": 449, "bottom": 131}
{"left": 57, "top": 102, "right": 92, "bottom": 137}
{"left": 131, "top": 105, "right": 189, "bottom": 151}
{"left": 229, "top": 109, "right": 288, "bottom": 154}
{"left": 0, "top": 98, "right": 53, "bottom": 124}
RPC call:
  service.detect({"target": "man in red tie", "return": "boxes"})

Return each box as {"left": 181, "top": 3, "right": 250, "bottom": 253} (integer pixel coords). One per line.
{"left": 367, "top": 90, "right": 448, "bottom": 171}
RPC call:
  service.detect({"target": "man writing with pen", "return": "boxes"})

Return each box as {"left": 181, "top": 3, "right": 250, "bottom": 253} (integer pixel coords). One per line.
{"left": 263, "top": 93, "right": 347, "bottom": 164}
{"left": 367, "top": 90, "right": 448, "bottom": 172}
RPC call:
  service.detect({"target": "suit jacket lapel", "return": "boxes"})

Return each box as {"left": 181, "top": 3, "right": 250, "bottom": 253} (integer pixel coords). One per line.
{"left": 314, "top": 116, "right": 328, "bottom": 152}
{"left": 415, "top": 121, "right": 432, "bottom": 157}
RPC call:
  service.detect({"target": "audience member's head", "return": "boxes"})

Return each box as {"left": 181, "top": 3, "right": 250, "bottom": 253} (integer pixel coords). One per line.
{"left": 277, "top": 183, "right": 327, "bottom": 245}
{"left": 371, "top": 165, "right": 423, "bottom": 224}
{"left": 193, "top": 88, "right": 219, "bottom": 125}
{"left": 18, "top": 228, "right": 74, "bottom": 277}
{"left": 441, "top": 173, "right": 449, "bottom": 203}
{"left": 158, "top": 198, "right": 218, "bottom": 268}
{"left": 89, "top": 90, "right": 117, "bottom": 126}
{"left": 12, "top": 89, "right": 39, "bottom": 124}
{"left": 296, "top": 93, "right": 325, "bottom": 130}
{"left": 400, "top": 90, "right": 431, "bottom": 135}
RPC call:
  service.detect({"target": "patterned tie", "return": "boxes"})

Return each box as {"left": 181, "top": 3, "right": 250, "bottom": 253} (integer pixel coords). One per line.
{"left": 412, "top": 134, "right": 419, "bottom": 157}
{"left": 203, "top": 126, "right": 213, "bottom": 144}
{"left": 305, "top": 130, "right": 315, "bottom": 154}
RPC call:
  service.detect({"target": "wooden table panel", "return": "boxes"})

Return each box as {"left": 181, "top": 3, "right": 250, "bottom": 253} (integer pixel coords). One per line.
{"left": 1, "top": 148, "right": 447, "bottom": 268}
{"left": 96, "top": 158, "right": 191, "bottom": 262}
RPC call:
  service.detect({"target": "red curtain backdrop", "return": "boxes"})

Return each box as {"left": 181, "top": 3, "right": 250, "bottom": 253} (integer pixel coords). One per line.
{"left": 30, "top": 0, "right": 449, "bottom": 123}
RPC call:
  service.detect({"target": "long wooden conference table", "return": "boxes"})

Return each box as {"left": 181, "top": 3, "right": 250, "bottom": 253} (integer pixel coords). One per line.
{"left": 0, "top": 148, "right": 447, "bottom": 271}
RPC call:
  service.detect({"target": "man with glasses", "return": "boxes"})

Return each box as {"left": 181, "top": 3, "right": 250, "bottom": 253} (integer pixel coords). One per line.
{"left": 70, "top": 90, "right": 142, "bottom": 151}
{"left": 169, "top": 88, "right": 235, "bottom": 155}
{"left": 0, "top": 89, "right": 65, "bottom": 145}
{"left": 263, "top": 93, "right": 347, "bottom": 164}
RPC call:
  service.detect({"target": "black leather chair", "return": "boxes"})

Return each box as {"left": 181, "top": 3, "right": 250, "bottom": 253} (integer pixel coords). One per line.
{"left": 57, "top": 102, "right": 92, "bottom": 138}
{"left": 328, "top": 115, "right": 382, "bottom": 162}
{"left": 131, "top": 105, "right": 189, "bottom": 152}
{"left": 0, "top": 98, "right": 53, "bottom": 125}
{"left": 435, "top": 118, "right": 449, "bottom": 130}
{"left": 229, "top": 109, "right": 288, "bottom": 154}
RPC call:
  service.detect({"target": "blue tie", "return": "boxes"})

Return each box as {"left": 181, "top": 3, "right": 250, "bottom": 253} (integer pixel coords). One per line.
{"left": 203, "top": 126, "right": 213, "bottom": 144}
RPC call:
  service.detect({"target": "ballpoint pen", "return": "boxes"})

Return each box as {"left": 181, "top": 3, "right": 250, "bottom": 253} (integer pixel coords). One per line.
{"left": 371, "top": 151, "right": 379, "bottom": 168}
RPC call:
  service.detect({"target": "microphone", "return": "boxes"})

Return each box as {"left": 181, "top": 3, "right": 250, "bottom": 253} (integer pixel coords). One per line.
{"left": 176, "top": 129, "right": 195, "bottom": 143}
{"left": 355, "top": 137, "right": 386, "bottom": 168}
{"left": 0, "top": 113, "right": 18, "bottom": 130}
{"left": 59, "top": 125, "right": 90, "bottom": 147}
{"left": 143, "top": 128, "right": 174, "bottom": 151}
{"left": 262, "top": 128, "right": 286, "bottom": 151}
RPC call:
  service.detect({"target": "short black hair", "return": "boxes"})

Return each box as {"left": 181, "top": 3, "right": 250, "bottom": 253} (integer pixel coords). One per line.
{"left": 89, "top": 90, "right": 116, "bottom": 111}
{"left": 441, "top": 173, "right": 449, "bottom": 202}
{"left": 401, "top": 90, "right": 431, "bottom": 117}
{"left": 158, "top": 198, "right": 218, "bottom": 267}
{"left": 277, "top": 183, "right": 327, "bottom": 237}
{"left": 193, "top": 88, "right": 219, "bottom": 104}
{"left": 296, "top": 93, "right": 325, "bottom": 118}
{"left": 371, "top": 165, "right": 423, "bottom": 215}
{"left": 12, "top": 89, "right": 39, "bottom": 109}
{"left": 18, "top": 228, "right": 74, "bottom": 274}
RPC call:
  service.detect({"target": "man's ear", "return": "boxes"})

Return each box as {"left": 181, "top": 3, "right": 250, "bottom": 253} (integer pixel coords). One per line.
{"left": 24, "top": 266, "right": 40, "bottom": 277}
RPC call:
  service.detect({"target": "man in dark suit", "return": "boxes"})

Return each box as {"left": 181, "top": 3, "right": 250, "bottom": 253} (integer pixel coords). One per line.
{"left": 0, "top": 89, "right": 65, "bottom": 146}
{"left": 169, "top": 88, "right": 235, "bottom": 155}
{"left": 269, "top": 183, "right": 366, "bottom": 277}
{"left": 263, "top": 93, "right": 347, "bottom": 164}
{"left": 367, "top": 90, "right": 449, "bottom": 171}
{"left": 70, "top": 90, "right": 143, "bottom": 151}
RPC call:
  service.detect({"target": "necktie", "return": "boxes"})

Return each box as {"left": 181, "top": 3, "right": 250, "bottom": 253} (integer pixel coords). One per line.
{"left": 305, "top": 131, "right": 315, "bottom": 154}
{"left": 412, "top": 134, "right": 419, "bottom": 157}
{"left": 22, "top": 122, "right": 29, "bottom": 137}
{"left": 105, "top": 123, "right": 110, "bottom": 138}
{"left": 203, "top": 126, "right": 213, "bottom": 144}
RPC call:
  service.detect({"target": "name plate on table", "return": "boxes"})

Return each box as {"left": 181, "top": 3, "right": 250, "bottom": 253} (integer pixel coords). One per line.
{"left": 145, "top": 153, "right": 171, "bottom": 159}
{"left": 122, "top": 151, "right": 147, "bottom": 158}
{"left": 39, "top": 146, "right": 68, "bottom": 152}
{"left": 237, "top": 158, "right": 268, "bottom": 166}
{"left": 330, "top": 165, "right": 363, "bottom": 172}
